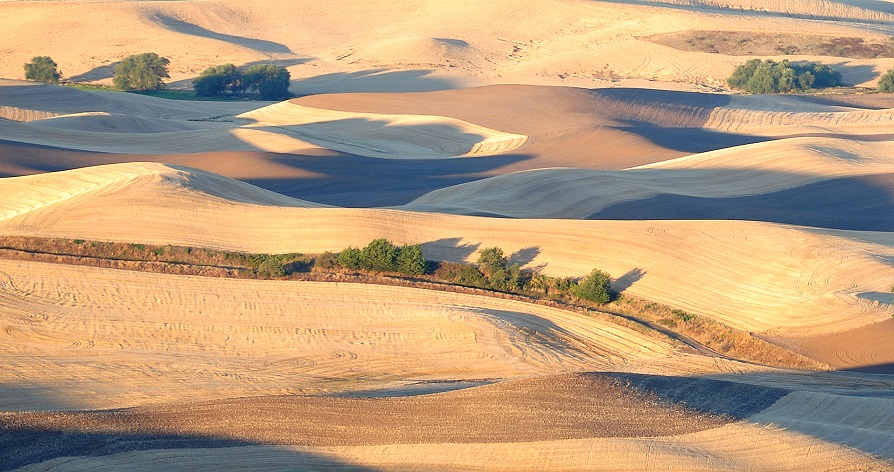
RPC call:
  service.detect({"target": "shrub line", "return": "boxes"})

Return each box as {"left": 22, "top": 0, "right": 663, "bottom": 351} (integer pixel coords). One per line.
{"left": 0, "top": 236, "right": 824, "bottom": 370}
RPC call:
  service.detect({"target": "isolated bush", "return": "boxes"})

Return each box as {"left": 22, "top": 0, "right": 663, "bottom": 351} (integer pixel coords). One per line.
{"left": 113, "top": 53, "right": 170, "bottom": 91}
{"left": 572, "top": 269, "right": 614, "bottom": 304}
{"left": 242, "top": 63, "right": 291, "bottom": 99}
{"left": 24, "top": 56, "right": 61, "bottom": 83}
{"left": 337, "top": 247, "right": 362, "bottom": 269}
{"left": 193, "top": 63, "right": 243, "bottom": 97}
{"left": 878, "top": 68, "right": 894, "bottom": 92}
{"left": 727, "top": 59, "right": 841, "bottom": 93}
{"left": 396, "top": 244, "right": 427, "bottom": 275}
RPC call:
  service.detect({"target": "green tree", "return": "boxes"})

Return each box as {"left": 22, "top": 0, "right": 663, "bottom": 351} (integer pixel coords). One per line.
{"left": 337, "top": 247, "right": 362, "bottom": 269}
{"left": 727, "top": 59, "right": 840, "bottom": 93}
{"left": 113, "top": 53, "right": 170, "bottom": 91}
{"left": 879, "top": 68, "right": 894, "bottom": 92}
{"left": 396, "top": 244, "right": 426, "bottom": 275}
{"left": 193, "top": 63, "right": 243, "bottom": 97}
{"left": 457, "top": 265, "right": 488, "bottom": 288}
{"left": 476, "top": 247, "right": 523, "bottom": 292}
{"left": 477, "top": 247, "right": 507, "bottom": 278}
{"left": 243, "top": 63, "right": 291, "bottom": 100}
{"left": 24, "top": 56, "right": 61, "bottom": 83}
{"left": 360, "top": 238, "right": 399, "bottom": 272}
{"left": 573, "top": 269, "right": 614, "bottom": 304}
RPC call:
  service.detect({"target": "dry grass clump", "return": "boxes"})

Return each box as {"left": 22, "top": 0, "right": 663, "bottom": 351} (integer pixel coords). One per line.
{"left": 647, "top": 31, "right": 894, "bottom": 58}
{"left": 0, "top": 236, "right": 310, "bottom": 277}
{"left": 610, "top": 296, "right": 827, "bottom": 370}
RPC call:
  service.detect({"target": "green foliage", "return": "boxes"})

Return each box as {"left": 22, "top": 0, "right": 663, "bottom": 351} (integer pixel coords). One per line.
{"left": 727, "top": 59, "right": 841, "bottom": 93}
{"left": 396, "top": 244, "right": 427, "bottom": 275}
{"left": 256, "top": 257, "right": 286, "bottom": 277}
{"left": 24, "top": 56, "right": 61, "bottom": 83}
{"left": 572, "top": 269, "right": 614, "bottom": 304}
{"left": 314, "top": 251, "right": 340, "bottom": 271}
{"left": 457, "top": 264, "right": 489, "bottom": 288}
{"left": 477, "top": 247, "right": 507, "bottom": 278}
{"left": 193, "top": 63, "right": 243, "bottom": 97}
{"left": 878, "top": 68, "right": 894, "bottom": 92}
{"left": 672, "top": 309, "right": 694, "bottom": 322}
{"left": 113, "top": 53, "right": 170, "bottom": 91}
{"left": 73, "top": 239, "right": 86, "bottom": 245}
{"left": 242, "top": 63, "right": 291, "bottom": 100}
{"left": 360, "top": 238, "right": 399, "bottom": 272}
{"left": 337, "top": 247, "right": 362, "bottom": 269}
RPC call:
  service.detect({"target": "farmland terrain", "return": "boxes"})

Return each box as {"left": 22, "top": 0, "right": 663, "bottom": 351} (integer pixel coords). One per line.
{"left": 1, "top": 0, "right": 893, "bottom": 470}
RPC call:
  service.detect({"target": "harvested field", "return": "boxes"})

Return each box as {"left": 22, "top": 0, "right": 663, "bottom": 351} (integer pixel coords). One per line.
{"left": 2, "top": 0, "right": 894, "bottom": 469}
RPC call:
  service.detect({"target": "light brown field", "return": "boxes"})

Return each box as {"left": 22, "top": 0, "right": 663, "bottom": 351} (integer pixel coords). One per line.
{"left": 2, "top": 0, "right": 894, "bottom": 470}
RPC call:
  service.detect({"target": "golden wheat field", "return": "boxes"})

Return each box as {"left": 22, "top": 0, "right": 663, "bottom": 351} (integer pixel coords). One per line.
{"left": 1, "top": 0, "right": 894, "bottom": 470}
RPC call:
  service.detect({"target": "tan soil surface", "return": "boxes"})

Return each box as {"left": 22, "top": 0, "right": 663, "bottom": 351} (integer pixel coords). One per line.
{"left": 795, "top": 318, "right": 894, "bottom": 373}
{"left": 3, "top": 1, "right": 894, "bottom": 470}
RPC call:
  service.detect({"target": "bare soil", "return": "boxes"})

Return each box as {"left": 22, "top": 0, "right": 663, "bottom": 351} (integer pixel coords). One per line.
{"left": 795, "top": 318, "right": 894, "bottom": 374}
{"left": 646, "top": 31, "right": 894, "bottom": 58}
{"left": 0, "top": 373, "right": 786, "bottom": 471}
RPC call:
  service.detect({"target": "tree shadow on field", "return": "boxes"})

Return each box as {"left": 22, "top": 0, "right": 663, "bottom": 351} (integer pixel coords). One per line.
{"left": 151, "top": 13, "right": 294, "bottom": 54}
{"left": 292, "top": 69, "right": 460, "bottom": 94}
{"left": 68, "top": 63, "right": 119, "bottom": 83}
{"left": 613, "top": 267, "right": 646, "bottom": 293}
{"left": 509, "top": 246, "right": 546, "bottom": 273}
{"left": 509, "top": 246, "right": 541, "bottom": 267}
{"left": 421, "top": 237, "right": 481, "bottom": 264}
{"left": 827, "top": 62, "right": 880, "bottom": 86}
{"left": 165, "top": 58, "right": 313, "bottom": 90}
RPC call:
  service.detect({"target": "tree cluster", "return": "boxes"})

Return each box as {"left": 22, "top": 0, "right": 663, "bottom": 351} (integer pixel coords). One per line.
{"left": 333, "top": 239, "right": 427, "bottom": 275}
{"left": 727, "top": 59, "right": 841, "bottom": 93}
{"left": 113, "top": 53, "right": 170, "bottom": 91}
{"left": 193, "top": 63, "right": 291, "bottom": 99}
{"left": 434, "top": 246, "right": 616, "bottom": 304}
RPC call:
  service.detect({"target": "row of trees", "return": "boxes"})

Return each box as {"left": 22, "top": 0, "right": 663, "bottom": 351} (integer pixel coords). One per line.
{"left": 725, "top": 59, "right": 894, "bottom": 94}
{"left": 434, "top": 246, "right": 615, "bottom": 303}
{"left": 24, "top": 53, "right": 170, "bottom": 91}
{"left": 193, "top": 63, "right": 291, "bottom": 100}
{"left": 317, "top": 238, "right": 427, "bottom": 276}
{"left": 319, "top": 240, "right": 616, "bottom": 304}
{"left": 23, "top": 55, "right": 291, "bottom": 98}
{"left": 18, "top": 54, "right": 894, "bottom": 95}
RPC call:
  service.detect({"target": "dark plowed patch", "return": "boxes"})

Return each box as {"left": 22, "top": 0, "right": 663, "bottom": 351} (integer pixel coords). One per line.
{"left": 0, "top": 373, "right": 789, "bottom": 470}
{"left": 606, "top": 373, "right": 790, "bottom": 420}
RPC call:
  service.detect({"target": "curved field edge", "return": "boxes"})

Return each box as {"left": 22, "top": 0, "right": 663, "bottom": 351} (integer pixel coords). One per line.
{"left": 4, "top": 374, "right": 893, "bottom": 471}
{"left": 0, "top": 235, "right": 825, "bottom": 370}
